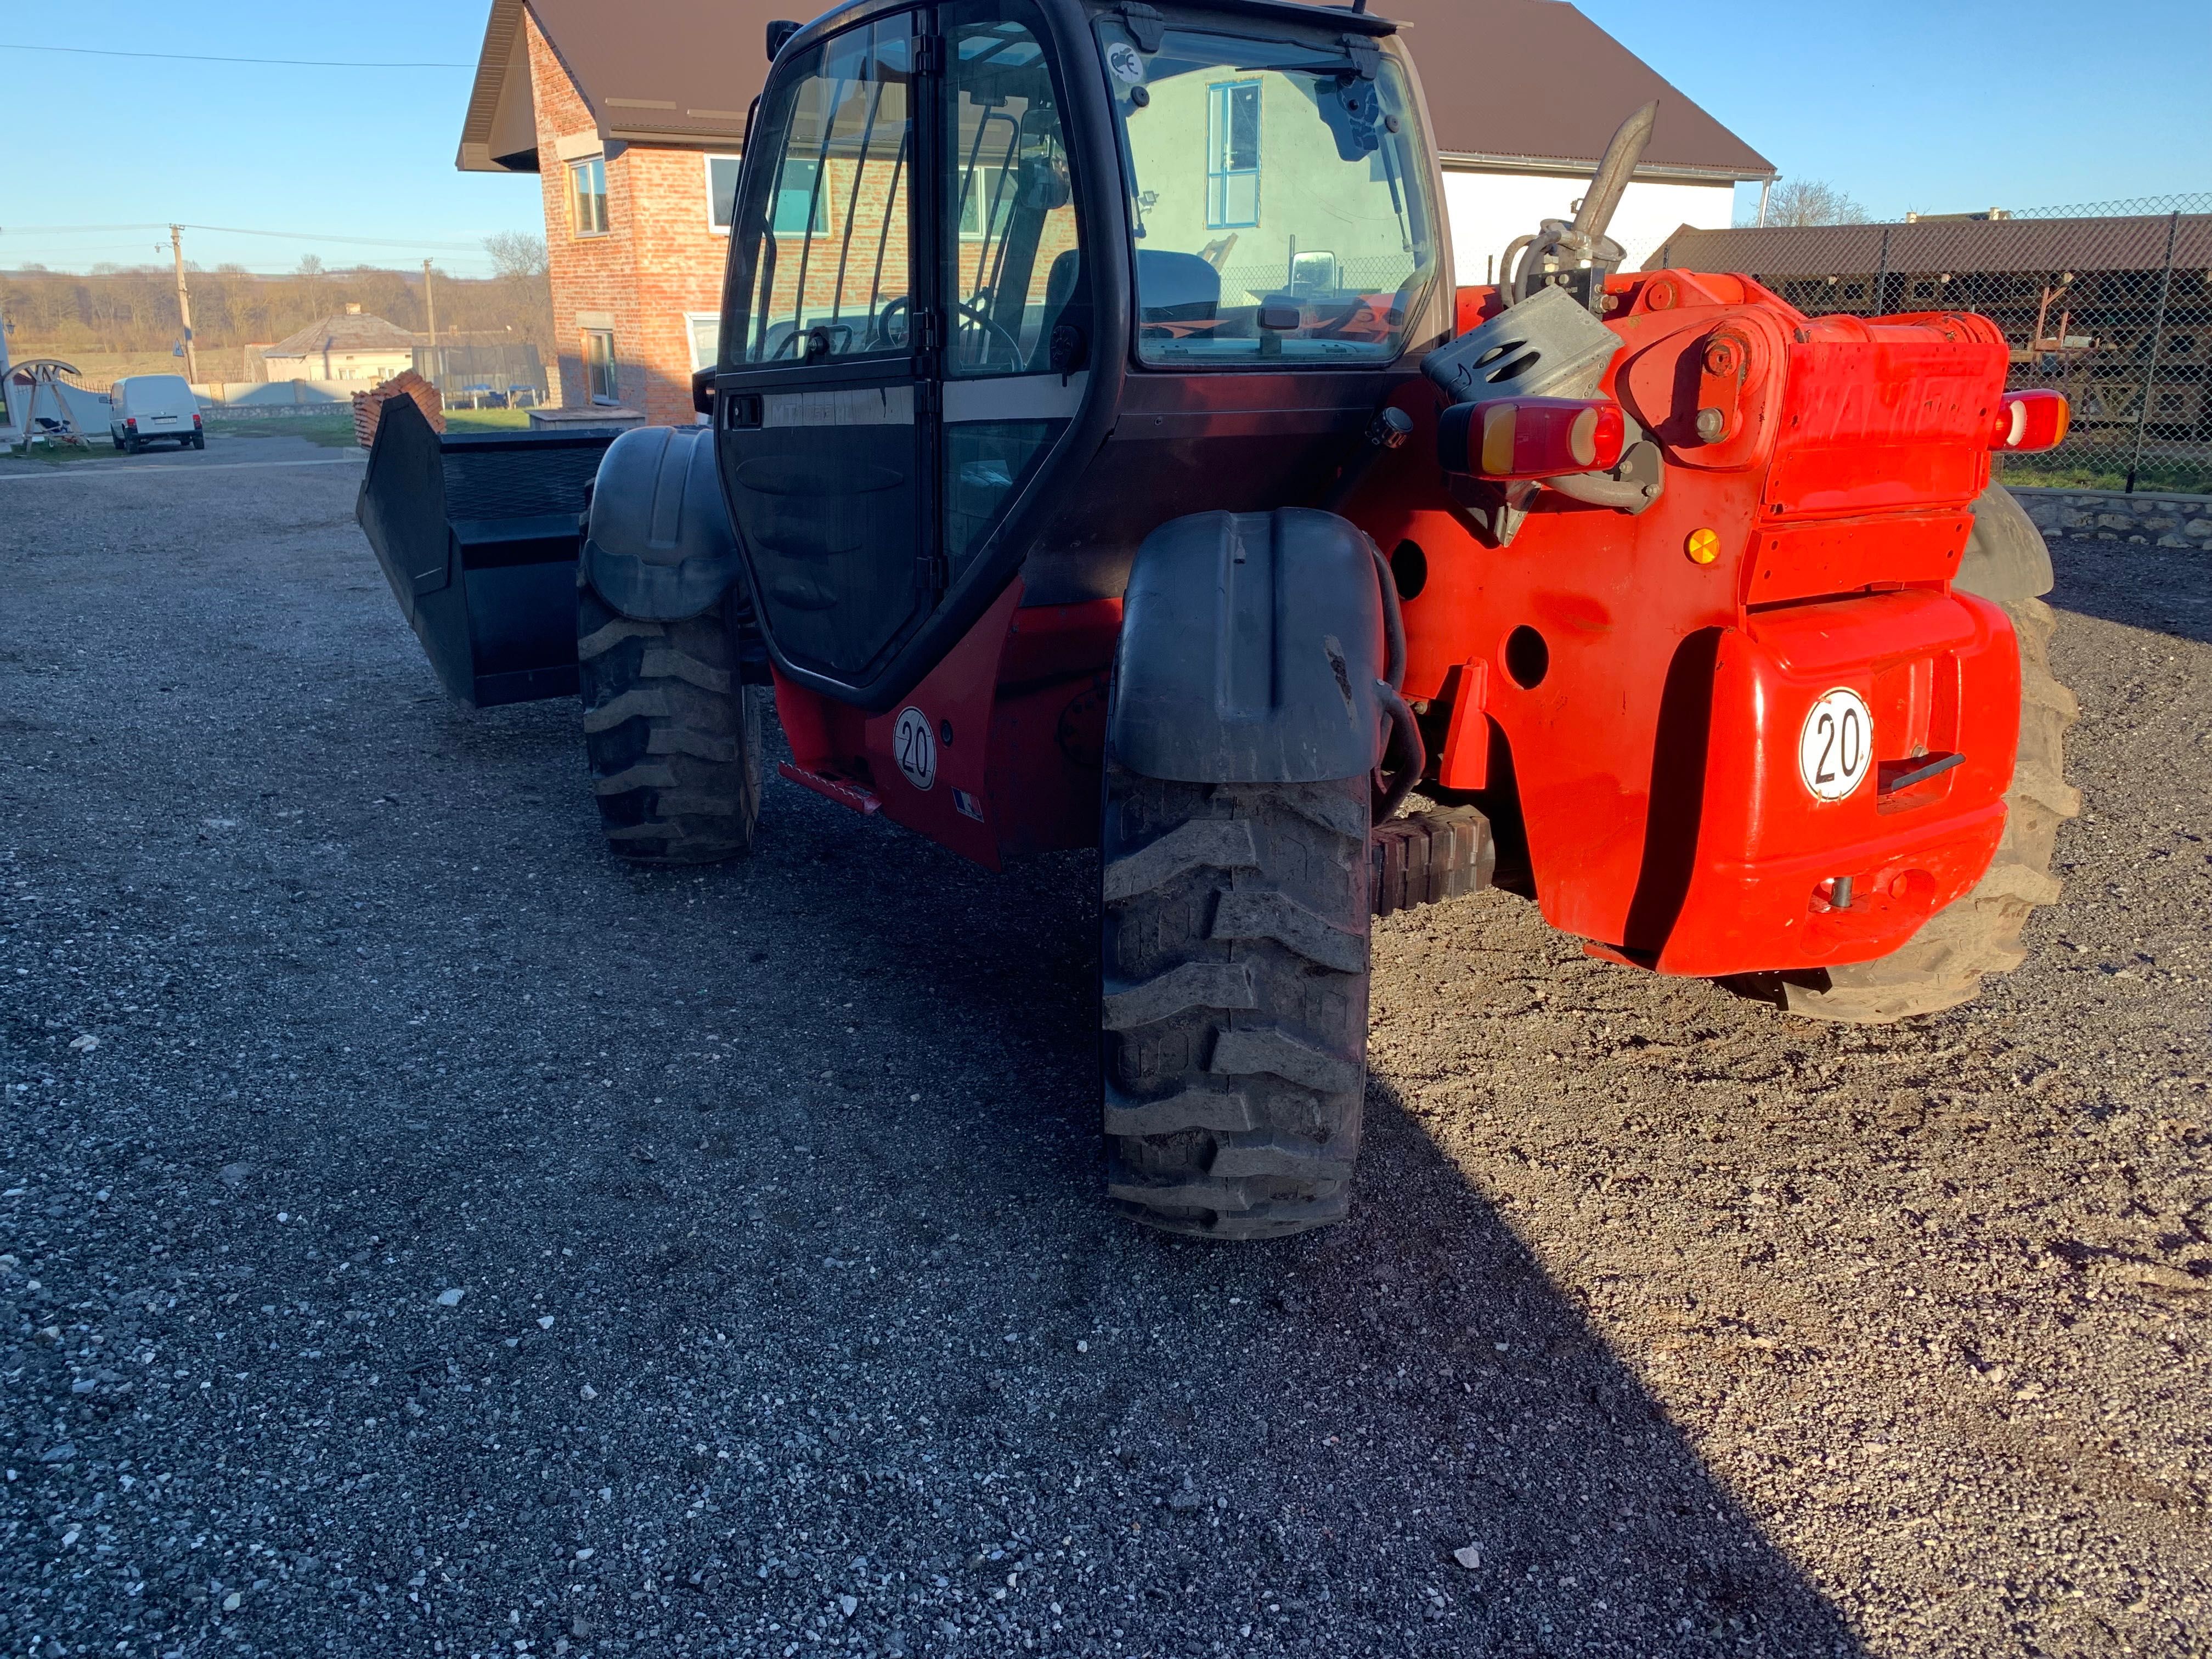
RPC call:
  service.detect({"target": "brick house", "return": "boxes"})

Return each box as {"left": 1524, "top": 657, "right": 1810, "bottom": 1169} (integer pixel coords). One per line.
{"left": 457, "top": 0, "right": 1769, "bottom": 428}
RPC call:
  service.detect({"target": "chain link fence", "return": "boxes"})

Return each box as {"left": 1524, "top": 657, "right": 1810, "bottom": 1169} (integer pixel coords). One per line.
{"left": 1651, "top": 193, "right": 2212, "bottom": 495}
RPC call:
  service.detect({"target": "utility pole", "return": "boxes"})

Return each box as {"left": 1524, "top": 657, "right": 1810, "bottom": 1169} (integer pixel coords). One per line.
{"left": 170, "top": 224, "right": 199, "bottom": 383}
{"left": 422, "top": 258, "right": 439, "bottom": 387}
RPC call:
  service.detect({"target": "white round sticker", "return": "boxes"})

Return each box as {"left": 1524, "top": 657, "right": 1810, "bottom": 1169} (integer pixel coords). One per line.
{"left": 1105, "top": 41, "right": 1146, "bottom": 84}
{"left": 893, "top": 706, "right": 936, "bottom": 792}
{"left": 1798, "top": 688, "right": 1873, "bottom": 802}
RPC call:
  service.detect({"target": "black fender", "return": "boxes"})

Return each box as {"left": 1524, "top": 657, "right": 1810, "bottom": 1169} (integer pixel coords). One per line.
{"left": 1108, "top": 509, "right": 1389, "bottom": 784}
{"left": 1956, "top": 483, "right": 2054, "bottom": 602}
{"left": 581, "top": 425, "right": 748, "bottom": 622}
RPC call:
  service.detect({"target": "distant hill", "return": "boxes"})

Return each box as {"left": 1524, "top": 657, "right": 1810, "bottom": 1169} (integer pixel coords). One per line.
{"left": 1, "top": 263, "right": 551, "bottom": 371}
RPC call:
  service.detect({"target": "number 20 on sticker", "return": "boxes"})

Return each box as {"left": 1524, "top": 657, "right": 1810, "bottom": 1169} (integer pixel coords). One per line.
{"left": 1798, "top": 687, "right": 1872, "bottom": 802}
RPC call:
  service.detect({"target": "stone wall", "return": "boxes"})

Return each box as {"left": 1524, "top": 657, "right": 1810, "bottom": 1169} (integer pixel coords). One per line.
{"left": 2012, "top": 488, "right": 2212, "bottom": 549}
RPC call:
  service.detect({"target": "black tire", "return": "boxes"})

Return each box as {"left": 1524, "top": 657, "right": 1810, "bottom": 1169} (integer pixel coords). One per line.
{"left": 577, "top": 583, "right": 763, "bottom": 865}
{"left": 191, "top": 433, "right": 206, "bottom": 450}
{"left": 1099, "top": 765, "right": 1371, "bottom": 1240}
{"left": 1778, "top": 487, "right": 2080, "bottom": 1022}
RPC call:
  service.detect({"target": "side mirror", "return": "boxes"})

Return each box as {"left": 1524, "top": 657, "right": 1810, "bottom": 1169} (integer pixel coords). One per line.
{"left": 766, "top": 20, "right": 801, "bottom": 61}
{"left": 691, "top": 365, "right": 716, "bottom": 416}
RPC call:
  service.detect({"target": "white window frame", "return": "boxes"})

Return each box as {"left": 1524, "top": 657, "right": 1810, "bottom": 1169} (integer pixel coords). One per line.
{"left": 569, "top": 155, "right": 610, "bottom": 238}
{"left": 582, "top": 328, "right": 618, "bottom": 403}
{"left": 704, "top": 153, "right": 743, "bottom": 236}
{"left": 685, "top": 312, "right": 720, "bottom": 424}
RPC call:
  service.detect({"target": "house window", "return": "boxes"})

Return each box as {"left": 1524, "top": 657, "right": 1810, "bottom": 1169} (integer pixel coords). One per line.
{"left": 770, "top": 159, "right": 829, "bottom": 235}
{"left": 1205, "top": 80, "right": 1261, "bottom": 229}
{"left": 568, "top": 156, "right": 609, "bottom": 237}
{"left": 707, "top": 155, "right": 742, "bottom": 233}
{"left": 686, "top": 313, "right": 720, "bottom": 370}
{"left": 582, "top": 329, "right": 618, "bottom": 402}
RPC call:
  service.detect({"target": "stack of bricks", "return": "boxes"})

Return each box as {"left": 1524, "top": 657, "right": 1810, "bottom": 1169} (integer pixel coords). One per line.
{"left": 352, "top": 370, "right": 445, "bottom": 449}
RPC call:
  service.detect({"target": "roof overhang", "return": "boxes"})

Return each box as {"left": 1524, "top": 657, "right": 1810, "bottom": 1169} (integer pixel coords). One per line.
{"left": 458, "top": 0, "right": 543, "bottom": 173}
{"left": 1438, "top": 150, "right": 1770, "bottom": 186}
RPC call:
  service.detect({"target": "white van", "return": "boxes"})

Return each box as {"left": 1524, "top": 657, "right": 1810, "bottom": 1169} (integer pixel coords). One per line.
{"left": 109, "top": 375, "right": 204, "bottom": 453}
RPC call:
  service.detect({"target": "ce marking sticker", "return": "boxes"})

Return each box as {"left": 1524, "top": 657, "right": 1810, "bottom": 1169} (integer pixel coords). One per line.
{"left": 1105, "top": 41, "right": 1146, "bottom": 84}
{"left": 893, "top": 706, "right": 936, "bottom": 792}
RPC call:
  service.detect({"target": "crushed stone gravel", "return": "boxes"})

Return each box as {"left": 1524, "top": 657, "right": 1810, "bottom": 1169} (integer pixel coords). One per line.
{"left": 0, "top": 456, "right": 2205, "bottom": 1658}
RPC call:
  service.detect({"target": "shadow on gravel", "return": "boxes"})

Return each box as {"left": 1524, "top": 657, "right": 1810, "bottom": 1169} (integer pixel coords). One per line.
{"left": 2047, "top": 535, "right": 2212, "bottom": 644}
{"left": 704, "top": 794, "right": 1870, "bottom": 1655}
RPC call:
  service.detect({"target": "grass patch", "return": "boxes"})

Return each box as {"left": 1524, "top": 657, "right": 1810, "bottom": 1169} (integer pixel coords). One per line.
{"left": 2000, "top": 457, "right": 2212, "bottom": 495}
{"left": 210, "top": 414, "right": 357, "bottom": 448}
{"left": 206, "top": 406, "right": 534, "bottom": 451}
{"left": 2, "top": 438, "right": 112, "bottom": 466}
{"left": 445, "top": 407, "right": 533, "bottom": 432}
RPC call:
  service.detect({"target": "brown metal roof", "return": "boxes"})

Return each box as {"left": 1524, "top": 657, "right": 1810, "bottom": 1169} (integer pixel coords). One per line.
{"left": 461, "top": 0, "right": 1770, "bottom": 181}
{"left": 1647, "top": 215, "right": 2212, "bottom": 276}
{"left": 1376, "top": 0, "right": 1771, "bottom": 181}
{"left": 263, "top": 313, "right": 421, "bottom": 359}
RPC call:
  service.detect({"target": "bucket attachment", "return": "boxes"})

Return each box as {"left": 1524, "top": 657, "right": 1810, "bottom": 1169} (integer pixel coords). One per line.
{"left": 354, "top": 397, "right": 627, "bottom": 708}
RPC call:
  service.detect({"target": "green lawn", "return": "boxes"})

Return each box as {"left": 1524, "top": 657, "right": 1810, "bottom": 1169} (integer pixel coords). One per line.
{"left": 209, "top": 405, "right": 537, "bottom": 450}
{"left": 2000, "top": 458, "right": 2211, "bottom": 496}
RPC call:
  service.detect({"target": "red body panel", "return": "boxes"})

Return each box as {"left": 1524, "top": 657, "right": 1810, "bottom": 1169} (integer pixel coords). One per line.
{"left": 782, "top": 271, "right": 2025, "bottom": 981}
{"left": 772, "top": 585, "right": 1119, "bottom": 871}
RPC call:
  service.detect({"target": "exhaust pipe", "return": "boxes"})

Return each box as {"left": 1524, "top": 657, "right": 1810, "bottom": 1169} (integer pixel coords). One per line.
{"left": 1503, "top": 100, "right": 1659, "bottom": 309}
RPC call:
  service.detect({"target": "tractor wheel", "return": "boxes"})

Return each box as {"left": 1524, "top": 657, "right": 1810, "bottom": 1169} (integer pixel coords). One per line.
{"left": 1099, "top": 766, "right": 1372, "bottom": 1240}
{"left": 1778, "top": 486, "right": 2080, "bottom": 1023}
{"left": 577, "top": 583, "right": 763, "bottom": 865}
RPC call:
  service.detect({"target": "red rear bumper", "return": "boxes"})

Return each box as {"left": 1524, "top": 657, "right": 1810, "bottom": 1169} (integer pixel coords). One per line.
{"left": 1655, "top": 590, "right": 2018, "bottom": 977}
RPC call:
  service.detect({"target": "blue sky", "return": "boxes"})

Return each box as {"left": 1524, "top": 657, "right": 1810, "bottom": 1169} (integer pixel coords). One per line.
{"left": 2, "top": 0, "right": 2204, "bottom": 276}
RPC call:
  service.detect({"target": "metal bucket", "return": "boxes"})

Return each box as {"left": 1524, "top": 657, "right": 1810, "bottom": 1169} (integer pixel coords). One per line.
{"left": 354, "top": 397, "right": 626, "bottom": 708}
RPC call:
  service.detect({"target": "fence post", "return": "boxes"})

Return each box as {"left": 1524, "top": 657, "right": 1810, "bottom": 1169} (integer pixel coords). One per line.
{"left": 2125, "top": 210, "right": 2181, "bottom": 494}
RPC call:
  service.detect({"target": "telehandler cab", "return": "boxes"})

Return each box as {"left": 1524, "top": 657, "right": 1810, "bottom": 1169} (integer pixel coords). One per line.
{"left": 359, "top": 0, "right": 2078, "bottom": 1240}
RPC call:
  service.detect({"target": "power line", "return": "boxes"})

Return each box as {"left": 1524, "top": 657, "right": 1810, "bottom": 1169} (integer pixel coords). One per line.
{"left": 183, "top": 224, "right": 488, "bottom": 253}
{"left": 0, "top": 41, "right": 471, "bottom": 69}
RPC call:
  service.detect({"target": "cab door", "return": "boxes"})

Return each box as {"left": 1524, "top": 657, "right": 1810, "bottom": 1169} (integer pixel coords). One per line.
{"left": 716, "top": 10, "right": 934, "bottom": 686}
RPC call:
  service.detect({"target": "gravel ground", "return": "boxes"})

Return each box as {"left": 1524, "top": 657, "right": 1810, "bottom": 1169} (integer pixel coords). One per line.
{"left": 1, "top": 453, "right": 2205, "bottom": 1659}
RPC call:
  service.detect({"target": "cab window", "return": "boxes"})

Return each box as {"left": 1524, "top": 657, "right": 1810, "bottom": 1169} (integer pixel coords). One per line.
{"left": 1099, "top": 22, "right": 1438, "bottom": 367}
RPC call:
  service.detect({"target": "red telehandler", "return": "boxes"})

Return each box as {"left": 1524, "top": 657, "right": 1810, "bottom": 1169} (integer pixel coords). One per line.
{"left": 359, "top": 0, "right": 2078, "bottom": 1240}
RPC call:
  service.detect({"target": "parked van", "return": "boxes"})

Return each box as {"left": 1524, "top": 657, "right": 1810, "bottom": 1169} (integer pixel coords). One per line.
{"left": 109, "top": 375, "right": 204, "bottom": 453}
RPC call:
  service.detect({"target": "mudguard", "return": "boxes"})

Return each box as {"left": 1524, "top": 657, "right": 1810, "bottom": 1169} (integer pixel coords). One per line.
{"left": 582, "top": 425, "right": 747, "bottom": 622}
{"left": 1109, "top": 509, "right": 1387, "bottom": 783}
{"left": 1956, "top": 483, "right": 2054, "bottom": 601}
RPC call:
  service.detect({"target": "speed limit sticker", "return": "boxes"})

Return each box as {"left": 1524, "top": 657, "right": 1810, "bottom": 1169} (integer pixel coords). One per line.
{"left": 893, "top": 706, "right": 936, "bottom": 792}
{"left": 1798, "top": 688, "right": 1872, "bottom": 802}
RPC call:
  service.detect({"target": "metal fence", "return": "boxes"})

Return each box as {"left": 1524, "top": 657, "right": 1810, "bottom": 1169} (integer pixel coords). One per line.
{"left": 1653, "top": 193, "right": 2212, "bottom": 494}
{"left": 413, "top": 342, "right": 548, "bottom": 409}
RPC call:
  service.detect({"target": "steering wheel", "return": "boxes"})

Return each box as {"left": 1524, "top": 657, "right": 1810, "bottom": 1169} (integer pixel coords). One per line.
{"left": 955, "top": 300, "right": 1027, "bottom": 369}
{"left": 868, "top": 295, "right": 912, "bottom": 351}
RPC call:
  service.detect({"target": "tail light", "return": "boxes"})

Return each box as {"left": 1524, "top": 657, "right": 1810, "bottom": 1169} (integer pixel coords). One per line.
{"left": 126, "top": 417, "right": 138, "bottom": 430}
{"left": 193, "top": 413, "right": 203, "bottom": 428}
{"left": 1993, "top": 390, "right": 2068, "bottom": 453}
{"left": 1438, "top": 396, "right": 1626, "bottom": 481}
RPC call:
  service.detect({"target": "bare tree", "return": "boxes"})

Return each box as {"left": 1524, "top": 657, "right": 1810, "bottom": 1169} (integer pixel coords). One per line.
{"left": 1765, "top": 179, "right": 1872, "bottom": 228}
{"left": 484, "top": 232, "right": 549, "bottom": 280}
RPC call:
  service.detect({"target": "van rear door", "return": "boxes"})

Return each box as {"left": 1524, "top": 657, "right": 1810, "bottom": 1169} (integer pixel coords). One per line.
{"left": 133, "top": 375, "right": 195, "bottom": 431}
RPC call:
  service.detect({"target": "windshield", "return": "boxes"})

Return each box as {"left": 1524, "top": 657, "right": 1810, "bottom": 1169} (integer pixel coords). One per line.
{"left": 1098, "top": 21, "right": 1437, "bottom": 368}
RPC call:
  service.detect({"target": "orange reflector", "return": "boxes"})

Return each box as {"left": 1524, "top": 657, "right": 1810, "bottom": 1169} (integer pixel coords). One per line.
{"left": 1685, "top": 527, "right": 1720, "bottom": 565}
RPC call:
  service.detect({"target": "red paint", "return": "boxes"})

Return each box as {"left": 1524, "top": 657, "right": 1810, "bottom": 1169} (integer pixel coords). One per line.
{"left": 785, "top": 272, "right": 2028, "bottom": 983}
{"left": 1344, "top": 274, "right": 2022, "bottom": 974}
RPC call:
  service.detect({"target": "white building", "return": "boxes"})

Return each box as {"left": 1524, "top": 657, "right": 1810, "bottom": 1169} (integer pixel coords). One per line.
{"left": 260, "top": 305, "right": 422, "bottom": 384}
